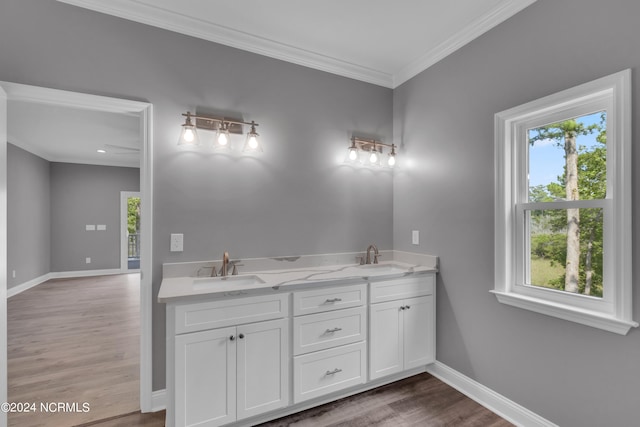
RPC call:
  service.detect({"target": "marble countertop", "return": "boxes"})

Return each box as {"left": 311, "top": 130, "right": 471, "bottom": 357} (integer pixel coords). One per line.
{"left": 158, "top": 260, "right": 437, "bottom": 303}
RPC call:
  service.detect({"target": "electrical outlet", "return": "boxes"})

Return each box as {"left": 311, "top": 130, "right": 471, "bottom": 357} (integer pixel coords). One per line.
{"left": 412, "top": 230, "right": 420, "bottom": 245}
{"left": 170, "top": 233, "right": 184, "bottom": 252}
{"left": 86, "top": 257, "right": 91, "bottom": 264}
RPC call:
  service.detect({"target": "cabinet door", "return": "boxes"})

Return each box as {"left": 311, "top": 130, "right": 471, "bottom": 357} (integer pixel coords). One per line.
{"left": 403, "top": 295, "right": 435, "bottom": 370}
{"left": 369, "top": 300, "right": 403, "bottom": 380}
{"left": 236, "top": 318, "right": 289, "bottom": 420}
{"left": 175, "top": 327, "right": 236, "bottom": 427}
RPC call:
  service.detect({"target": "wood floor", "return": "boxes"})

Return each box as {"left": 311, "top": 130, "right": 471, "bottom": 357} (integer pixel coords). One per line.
{"left": 257, "top": 373, "right": 513, "bottom": 427}
{"left": 76, "top": 373, "right": 511, "bottom": 427}
{"left": 8, "top": 274, "right": 141, "bottom": 427}
{"left": 7, "top": 274, "right": 511, "bottom": 427}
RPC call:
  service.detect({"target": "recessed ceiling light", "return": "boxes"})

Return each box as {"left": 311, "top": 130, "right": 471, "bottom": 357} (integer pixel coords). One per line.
{"left": 97, "top": 149, "right": 107, "bottom": 154}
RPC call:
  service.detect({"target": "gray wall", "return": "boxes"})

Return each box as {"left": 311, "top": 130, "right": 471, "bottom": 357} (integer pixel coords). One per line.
{"left": 0, "top": 0, "right": 393, "bottom": 390}
{"left": 7, "top": 143, "right": 50, "bottom": 288}
{"left": 50, "top": 162, "right": 139, "bottom": 272}
{"left": 393, "top": 0, "right": 639, "bottom": 426}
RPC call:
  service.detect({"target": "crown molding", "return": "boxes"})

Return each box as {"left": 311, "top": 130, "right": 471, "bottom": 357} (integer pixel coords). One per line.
{"left": 57, "top": 0, "right": 537, "bottom": 89}
{"left": 393, "top": 0, "right": 538, "bottom": 87}
{"left": 57, "top": 0, "right": 394, "bottom": 88}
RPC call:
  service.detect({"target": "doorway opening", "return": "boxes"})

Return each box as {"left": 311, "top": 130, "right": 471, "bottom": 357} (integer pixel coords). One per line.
{"left": 0, "top": 81, "right": 154, "bottom": 426}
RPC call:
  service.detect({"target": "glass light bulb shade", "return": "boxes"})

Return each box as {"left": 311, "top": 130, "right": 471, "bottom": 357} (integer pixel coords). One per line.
{"left": 347, "top": 147, "right": 358, "bottom": 162}
{"left": 178, "top": 125, "right": 199, "bottom": 146}
{"left": 215, "top": 128, "right": 230, "bottom": 148}
{"left": 369, "top": 150, "right": 379, "bottom": 164}
{"left": 388, "top": 154, "right": 396, "bottom": 167}
{"left": 243, "top": 131, "right": 262, "bottom": 152}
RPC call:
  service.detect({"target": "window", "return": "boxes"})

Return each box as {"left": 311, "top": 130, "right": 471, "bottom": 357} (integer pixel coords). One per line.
{"left": 493, "top": 70, "right": 637, "bottom": 334}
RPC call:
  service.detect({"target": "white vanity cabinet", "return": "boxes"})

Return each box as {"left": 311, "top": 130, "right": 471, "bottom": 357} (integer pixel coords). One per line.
{"left": 163, "top": 267, "right": 437, "bottom": 427}
{"left": 369, "top": 274, "right": 435, "bottom": 380}
{"left": 166, "top": 293, "right": 290, "bottom": 427}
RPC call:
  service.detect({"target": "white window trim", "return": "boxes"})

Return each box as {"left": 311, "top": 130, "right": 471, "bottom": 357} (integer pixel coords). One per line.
{"left": 493, "top": 69, "right": 637, "bottom": 335}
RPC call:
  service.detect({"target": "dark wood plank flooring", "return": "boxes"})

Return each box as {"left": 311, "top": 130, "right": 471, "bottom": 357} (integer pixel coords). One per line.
{"left": 258, "top": 373, "right": 513, "bottom": 427}
{"left": 80, "top": 373, "right": 511, "bottom": 427}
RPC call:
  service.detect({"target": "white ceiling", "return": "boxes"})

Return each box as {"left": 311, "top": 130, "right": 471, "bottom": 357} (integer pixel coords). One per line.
{"left": 58, "top": 0, "right": 537, "bottom": 88}
{"left": 8, "top": 100, "right": 141, "bottom": 168}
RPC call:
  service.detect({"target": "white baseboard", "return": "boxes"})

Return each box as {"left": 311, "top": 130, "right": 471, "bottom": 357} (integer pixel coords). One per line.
{"left": 50, "top": 268, "right": 123, "bottom": 279}
{"left": 426, "top": 361, "right": 557, "bottom": 427}
{"left": 7, "top": 273, "right": 52, "bottom": 298}
{"left": 151, "top": 389, "right": 166, "bottom": 412}
{"left": 7, "top": 268, "right": 125, "bottom": 298}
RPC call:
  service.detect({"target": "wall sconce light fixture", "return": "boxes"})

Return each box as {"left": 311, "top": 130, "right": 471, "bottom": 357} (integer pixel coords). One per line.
{"left": 347, "top": 137, "right": 396, "bottom": 168}
{"left": 178, "top": 111, "right": 262, "bottom": 152}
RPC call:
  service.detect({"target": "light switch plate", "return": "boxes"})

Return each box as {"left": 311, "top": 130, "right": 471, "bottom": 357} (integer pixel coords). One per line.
{"left": 97, "top": 224, "right": 106, "bottom": 231}
{"left": 86, "top": 225, "right": 96, "bottom": 231}
{"left": 86, "top": 257, "right": 91, "bottom": 264}
{"left": 170, "top": 233, "right": 184, "bottom": 252}
{"left": 412, "top": 230, "right": 420, "bottom": 245}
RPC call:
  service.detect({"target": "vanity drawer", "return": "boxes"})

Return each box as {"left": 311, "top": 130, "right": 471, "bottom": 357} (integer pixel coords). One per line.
{"left": 293, "top": 283, "right": 366, "bottom": 315}
{"left": 370, "top": 274, "right": 434, "bottom": 304}
{"left": 293, "top": 341, "right": 366, "bottom": 403}
{"left": 293, "top": 306, "right": 366, "bottom": 355}
{"left": 174, "top": 293, "right": 289, "bottom": 334}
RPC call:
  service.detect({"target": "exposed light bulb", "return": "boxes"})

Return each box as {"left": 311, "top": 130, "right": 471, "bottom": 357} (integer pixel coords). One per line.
{"left": 369, "top": 150, "right": 378, "bottom": 164}
{"left": 248, "top": 135, "right": 258, "bottom": 149}
{"left": 348, "top": 148, "right": 358, "bottom": 161}
{"left": 388, "top": 155, "right": 396, "bottom": 167}
{"left": 183, "top": 128, "right": 195, "bottom": 142}
{"left": 217, "top": 132, "right": 228, "bottom": 146}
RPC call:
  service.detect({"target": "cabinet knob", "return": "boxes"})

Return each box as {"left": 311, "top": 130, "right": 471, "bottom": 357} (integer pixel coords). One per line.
{"left": 400, "top": 306, "right": 405, "bottom": 310}
{"left": 229, "top": 335, "right": 235, "bottom": 341}
{"left": 405, "top": 305, "right": 410, "bottom": 309}
{"left": 238, "top": 333, "right": 245, "bottom": 339}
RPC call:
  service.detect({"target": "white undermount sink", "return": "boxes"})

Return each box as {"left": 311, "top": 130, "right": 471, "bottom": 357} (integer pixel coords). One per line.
{"left": 354, "top": 263, "right": 408, "bottom": 275}
{"left": 192, "top": 275, "right": 265, "bottom": 289}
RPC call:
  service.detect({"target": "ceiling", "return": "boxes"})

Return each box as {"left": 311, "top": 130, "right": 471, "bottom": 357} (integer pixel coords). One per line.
{"left": 58, "top": 0, "right": 537, "bottom": 88}
{"left": 8, "top": 100, "right": 141, "bottom": 168}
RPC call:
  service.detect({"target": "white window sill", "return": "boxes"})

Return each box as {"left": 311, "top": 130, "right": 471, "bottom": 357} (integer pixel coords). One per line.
{"left": 491, "top": 291, "right": 638, "bottom": 335}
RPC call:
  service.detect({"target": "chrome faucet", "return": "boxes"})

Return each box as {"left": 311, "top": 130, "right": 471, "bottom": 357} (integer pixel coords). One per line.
{"left": 365, "top": 244, "right": 379, "bottom": 264}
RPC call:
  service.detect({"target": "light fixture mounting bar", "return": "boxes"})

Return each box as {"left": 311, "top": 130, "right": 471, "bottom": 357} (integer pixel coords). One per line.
{"left": 351, "top": 137, "right": 394, "bottom": 151}
{"left": 182, "top": 112, "right": 259, "bottom": 135}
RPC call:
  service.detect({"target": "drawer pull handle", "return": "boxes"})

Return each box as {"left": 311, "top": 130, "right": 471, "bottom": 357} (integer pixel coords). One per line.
{"left": 325, "top": 368, "right": 342, "bottom": 376}
{"left": 325, "top": 327, "right": 342, "bottom": 333}
{"left": 325, "top": 298, "right": 342, "bottom": 303}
